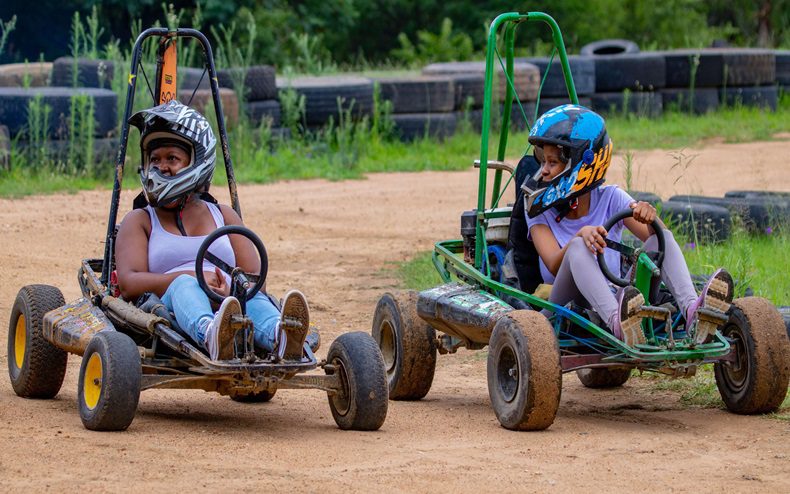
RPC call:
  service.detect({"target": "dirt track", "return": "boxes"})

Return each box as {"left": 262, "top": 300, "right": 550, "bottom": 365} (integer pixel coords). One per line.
{"left": 1, "top": 139, "right": 789, "bottom": 492}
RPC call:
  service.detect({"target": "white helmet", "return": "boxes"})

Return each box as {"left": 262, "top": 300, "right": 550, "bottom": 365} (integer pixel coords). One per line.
{"left": 129, "top": 100, "right": 217, "bottom": 207}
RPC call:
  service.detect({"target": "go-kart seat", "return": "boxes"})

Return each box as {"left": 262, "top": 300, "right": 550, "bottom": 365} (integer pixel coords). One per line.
{"left": 505, "top": 154, "right": 544, "bottom": 295}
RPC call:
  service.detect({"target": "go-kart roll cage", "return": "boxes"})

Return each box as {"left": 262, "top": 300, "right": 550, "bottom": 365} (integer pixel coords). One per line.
{"left": 100, "top": 28, "right": 242, "bottom": 288}
{"left": 430, "top": 12, "right": 732, "bottom": 366}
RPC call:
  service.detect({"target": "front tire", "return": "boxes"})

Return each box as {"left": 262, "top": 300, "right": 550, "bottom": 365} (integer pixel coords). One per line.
{"left": 78, "top": 331, "right": 141, "bottom": 431}
{"left": 714, "top": 297, "right": 789, "bottom": 414}
{"left": 487, "top": 311, "right": 561, "bottom": 431}
{"left": 326, "top": 332, "right": 388, "bottom": 431}
{"left": 372, "top": 291, "right": 436, "bottom": 400}
{"left": 7, "top": 285, "right": 67, "bottom": 398}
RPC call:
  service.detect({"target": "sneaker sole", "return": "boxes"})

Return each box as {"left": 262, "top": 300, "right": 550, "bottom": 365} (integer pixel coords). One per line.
{"left": 621, "top": 292, "right": 646, "bottom": 347}
{"left": 282, "top": 291, "right": 309, "bottom": 359}
{"left": 695, "top": 272, "right": 733, "bottom": 344}
{"left": 213, "top": 298, "right": 241, "bottom": 361}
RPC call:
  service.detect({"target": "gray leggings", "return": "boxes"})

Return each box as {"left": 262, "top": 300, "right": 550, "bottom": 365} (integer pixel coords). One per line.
{"left": 544, "top": 230, "right": 698, "bottom": 328}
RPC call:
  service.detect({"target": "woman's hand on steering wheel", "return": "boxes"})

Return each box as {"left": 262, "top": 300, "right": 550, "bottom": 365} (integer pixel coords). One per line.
{"left": 578, "top": 225, "right": 608, "bottom": 254}
{"left": 630, "top": 201, "right": 657, "bottom": 225}
{"left": 206, "top": 266, "right": 230, "bottom": 298}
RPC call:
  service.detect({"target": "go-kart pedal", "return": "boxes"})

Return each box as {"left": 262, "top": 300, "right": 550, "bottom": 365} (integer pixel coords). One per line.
{"left": 280, "top": 290, "right": 310, "bottom": 359}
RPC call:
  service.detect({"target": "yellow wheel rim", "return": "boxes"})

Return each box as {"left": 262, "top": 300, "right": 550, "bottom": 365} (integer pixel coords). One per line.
{"left": 83, "top": 353, "right": 103, "bottom": 410}
{"left": 14, "top": 315, "right": 26, "bottom": 370}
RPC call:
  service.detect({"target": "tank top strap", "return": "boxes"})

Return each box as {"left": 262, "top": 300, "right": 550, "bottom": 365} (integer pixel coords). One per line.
{"left": 206, "top": 202, "right": 226, "bottom": 229}
{"left": 145, "top": 205, "right": 162, "bottom": 232}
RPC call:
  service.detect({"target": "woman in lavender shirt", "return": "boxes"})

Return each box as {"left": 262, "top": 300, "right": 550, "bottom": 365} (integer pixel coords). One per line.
{"left": 522, "top": 105, "right": 733, "bottom": 346}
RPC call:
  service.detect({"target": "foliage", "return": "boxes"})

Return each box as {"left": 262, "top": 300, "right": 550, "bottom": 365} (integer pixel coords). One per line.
{"left": 391, "top": 18, "right": 474, "bottom": 66}
{"left": 0, "top": 14, "right": 16, "bottom": 57}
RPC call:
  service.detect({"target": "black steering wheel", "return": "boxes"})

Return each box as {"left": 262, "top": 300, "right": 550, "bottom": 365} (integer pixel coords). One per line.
{"left": 597, "top": 208, "right": 665, "bottom": 287}
{"left": 195, "top": 225, "right": 268, "bottom": 304}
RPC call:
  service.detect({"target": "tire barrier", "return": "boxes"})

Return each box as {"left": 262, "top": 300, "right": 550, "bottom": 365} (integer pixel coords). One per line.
{"left": 777, "top": 306, "right": 790, "bottom": 339}
{"left": 590, "top": 53, "right": 666, "bottom": 92}
{"left": 184, "top": 88, "right": 239, "bottom": 127}
{"left": 662, "top": 49, "right": 775, "bottom": 88}
{"left": 245, "top": 99, "right": 281, "bottom": 127}
{"left": 776, "top": 50, "right": 790, "bottom": 90}
{"left": 628, "top": 190, "right": 663, "bottom": 208}
{"left": 660, "top": 87, "right": 720, "bottom": 114}
{"left": 422, "top": 61, "right": 541, "bottom": 103}
{"left": 534, "top": 97, "right": 592, "bottom": 119}
{"left": 517, "top": 55, "right": 596, "bottom": 96}
{"left": 669, "top": 194, "right": 790, "bottom": 233}
{"left": 375, "top": 76, "right": 455, "bottom": 113}
{"left": 217, "top": 65, "right": 277, "bottom": 101}
{"left": 51, "top": 57, "right": 114, "bottom": 89}
{"left": 179, "top": 67, "right": 214, "bottom": 93}
{"left": 0, "top": 62, "right": 52, "bottom": 87}
{"left": 15, "top": 137, "right": 119, "bottom": 161}
{"left": 724, "top": 190, "right": 790, "bottom": 199}
{"left": 0, "top": 124, "right": 9, "bottom": 170}
{"left": 658, "top": 200, "right": 732, "bottom": 243}
{"left": 720, "top": 85, "right": 778, "bottom": 110}
{"left": 580, "top": 39, "right": 640, "bottom": 56}
{"left": 391, "top": 112, "right": 457, "bottom": 141}
{"left": 276, "top": 76, "right": 374, "bottom": 126}
{"left": 449, "top": 73, "right": 485, "bottom": 110}
{"left": 0, "top": 87, "right": 117, "bottom": 138}
{"left": 590, "top": 91, "right": 663, "bottom": 117}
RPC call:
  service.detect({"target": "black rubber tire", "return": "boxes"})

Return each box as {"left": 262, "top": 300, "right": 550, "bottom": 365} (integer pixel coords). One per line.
{"left": 662, "top": 49, "right": 776, "bottom": 88}
{"left": 326, "top": 331, "right": 388, "bottom": 431}
{"left": 776, "top": 50, "right": 790, "bottom": 86}
{"left": 375, "top": 76, "right": 455, "bottom": 113}
{"left": 178, "top": 67, "right": 213, "bottom": 92}
{"left": 487, "top": 310, "right": 561, "bottom": 431}
{"left": 218, "top": 65, "right": 277, "bottom": 101}
{"left": 724, "top": 190, "right": 790, "bottom": 199}
{"left": 714, "top": 297, "right": 789, "bottom": 414}
{"left": 372, "top": 291, "right": 437, "bottom": 400}
{"left": 183, "top": 87, "right": 240, "bottom": 127}
{"left": 576, "top": 367, "right": 631, "bottom": 388}
{"left": 720, "top": 85, "right": 778, "bottom": 111}
{"left": 245, "top": 99, "right": 282, "bottom": 127}
{"left": 78, "top": 331, "right": 141, "bottom": 431}
{"left": 506, "top": 101, "right": 538, "bottom": 131}
{"left": 0, "top": 87, "right": 117, "bottom": 138}
{"left": 51, "top": 57, "right": 115, "bottom": 89}
{"left": 276, "top": 76, "right": 374, "bottom": 126}
{"left": 229, "top": 388, "right": 277, "bottom": 403}
{"left": 658, "top": 200, "right": 731, "bottom": 243}
{"left": 589, "top": 91, "right": 663, "bottom": 118}
{"left": 391, "top": 112, "right": 458, "bottom": 141}
{"left": 660, "top": 88, "right": 720, "bottom": 114}
{"left": 422, "top": 61, "right": 541, "bottom": 102}
{"left": 580, "top": 39, "right": 640, "bottom": 56}
{"left": 628, "top": 191, "right": 663, "bottom": 208}
{"left": 449, "top": 73, "right": 485, "bottom": 110}
{"left": 7, "top": 285, "right": 67, "bottom": 399}
{"left": 669, "top": 194, "right": 789, "bottom": 233}
{"left": 16, "top": 137, "right": 119, "bottom": 161}
{"left": 0, "top": 62, "right": 52, "bottom": 87}
{"left": 534, "top": 97, "right": 592, "bottom": 120}
{"left": 590, "top": 53, "right": 666, "bottom": 92}
{"left": 518, "top": 55, "right": 596, "bottom": 96}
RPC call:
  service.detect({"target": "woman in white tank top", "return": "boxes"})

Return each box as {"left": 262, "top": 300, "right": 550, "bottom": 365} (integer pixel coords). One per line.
{"left": 114, "top": 102, "right": 311, "bottom": 362}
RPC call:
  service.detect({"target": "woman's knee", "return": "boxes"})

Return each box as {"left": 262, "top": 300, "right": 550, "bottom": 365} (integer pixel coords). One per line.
{"left": 567, "top": 236, "right": 587, "bottom": 255}
{"left": 646, "top": 228, "right": 675, "bottom": 249}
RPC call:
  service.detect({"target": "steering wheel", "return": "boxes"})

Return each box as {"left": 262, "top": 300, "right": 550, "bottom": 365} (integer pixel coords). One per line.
{"left": 195, "top": 225, "right": 268, "bottom": 304}
{"left": 597, "top": 208, "right": 665, "bottom": 287}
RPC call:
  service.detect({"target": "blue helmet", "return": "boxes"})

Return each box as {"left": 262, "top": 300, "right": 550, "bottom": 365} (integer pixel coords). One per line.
{"left": 522, "top": 105, "right": 613, "bottom": 218}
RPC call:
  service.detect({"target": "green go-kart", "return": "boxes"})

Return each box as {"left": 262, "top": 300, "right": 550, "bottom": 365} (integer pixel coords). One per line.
{"left": 8, "top": 28, "right": 388, "bottom": 432}
{"left": 371, "top": 12, "right": 789, "bottom": 430}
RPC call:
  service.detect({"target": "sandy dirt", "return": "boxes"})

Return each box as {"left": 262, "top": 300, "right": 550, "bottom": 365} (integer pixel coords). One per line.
{"left": 0, "top": 139, "right": 788, "bottom": 492}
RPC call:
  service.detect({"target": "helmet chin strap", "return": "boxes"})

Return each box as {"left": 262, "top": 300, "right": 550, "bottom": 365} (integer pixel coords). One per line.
{"left": 162, "top": 195, "right": 191, "bottom": 236}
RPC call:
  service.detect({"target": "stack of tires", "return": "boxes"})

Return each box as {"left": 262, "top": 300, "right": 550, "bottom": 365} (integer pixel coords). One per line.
{"left": 276, "top": 75, "right": 374, "bottom": 133}
{"left": 422, "top": 60, "right": 541, "bottom": 132}
{"left": 517, "top": 55, "right": 596, "bottom": 123}
{"left": 581, "top": 39, "right": 665, "bottom": 118}
{"left": 0, "top": 57, "right": 119, "bottom": 162}
{"left": 668, "top": 191, "right": 790, "bottom": 235}
{"left": 660, "top": 48, "right": 777, "bottom": 112}
{"left": 374, "top": 75, "right": 458, "bottom": 141}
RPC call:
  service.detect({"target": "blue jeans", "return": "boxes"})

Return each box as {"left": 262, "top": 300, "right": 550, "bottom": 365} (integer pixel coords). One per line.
{"left": 161, "top": 274, "right": 281, "bottom": 352}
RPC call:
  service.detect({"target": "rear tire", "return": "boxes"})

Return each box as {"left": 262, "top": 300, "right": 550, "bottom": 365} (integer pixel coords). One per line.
{"left": 487, "top": 311, "right": 561, "bottom": 430}
{"left": 78, "top": 331, "right": 141, "bottom": 431}
{"left": 576, "top": 367, "right": 631, "bottom": 388}
{"left": 7, "top": 285, "right": 67, "bottom": 398}
{"left": 372, "top": 291, "right": 436, "bottom": 400}
{"left": 326, "top": 332, "right": 388, "bottom": 431}
{"left": 714, "top": 298, "right": 789, "bottom": 414}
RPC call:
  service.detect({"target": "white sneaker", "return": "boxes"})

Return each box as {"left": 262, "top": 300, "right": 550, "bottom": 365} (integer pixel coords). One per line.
{"left": 205, "top": 296, "right": 241, "bottom": 361}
